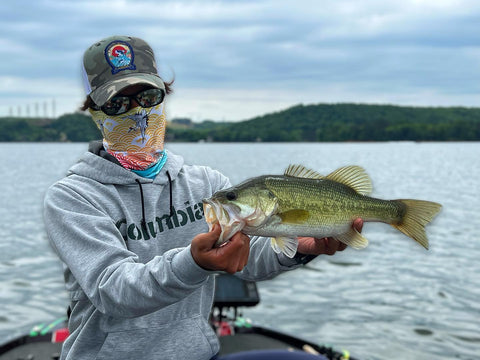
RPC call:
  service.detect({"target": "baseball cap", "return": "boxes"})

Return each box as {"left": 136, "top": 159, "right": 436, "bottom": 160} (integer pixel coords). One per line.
{"left": 82, "top": 35, "right": 165, "bottom": 107}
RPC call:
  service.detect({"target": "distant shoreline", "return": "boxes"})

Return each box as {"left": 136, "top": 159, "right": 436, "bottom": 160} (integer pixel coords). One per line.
{"left": 1, "top": 102, "right": 480, "bottom": 142}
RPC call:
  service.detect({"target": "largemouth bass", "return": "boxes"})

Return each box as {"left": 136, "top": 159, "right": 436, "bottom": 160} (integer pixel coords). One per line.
{"left": 203, "top": 164, "right": 442, "bottom": 258}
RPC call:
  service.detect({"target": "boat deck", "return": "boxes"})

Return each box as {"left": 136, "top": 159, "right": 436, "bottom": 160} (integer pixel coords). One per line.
{"left": 0, "top": 332, "right": 325, "bottom": 360}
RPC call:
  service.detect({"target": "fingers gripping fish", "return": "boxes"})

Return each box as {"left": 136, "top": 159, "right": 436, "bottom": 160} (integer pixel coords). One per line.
{"left": 203, "top": 164, "right": 442, "bottom": 258}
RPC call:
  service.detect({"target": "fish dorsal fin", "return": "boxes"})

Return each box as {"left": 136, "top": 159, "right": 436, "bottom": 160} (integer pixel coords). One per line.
{"left": 326, "top": 165, "right": 373, "bottom": 195}
{"left": 284, "top": 164, "right": 324, "bottom": 179}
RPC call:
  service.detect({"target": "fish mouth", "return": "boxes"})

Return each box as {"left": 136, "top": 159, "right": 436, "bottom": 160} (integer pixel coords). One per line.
{"left": 202, "top": 198, "right": 245, "bottom": 246}
{"left": 202, "top": 198, "right": 220, "bottom": 231}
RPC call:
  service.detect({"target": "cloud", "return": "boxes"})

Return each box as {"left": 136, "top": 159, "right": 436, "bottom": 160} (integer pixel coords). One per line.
{"left": 1, "top": 0, "right": 480, "bottom": 120}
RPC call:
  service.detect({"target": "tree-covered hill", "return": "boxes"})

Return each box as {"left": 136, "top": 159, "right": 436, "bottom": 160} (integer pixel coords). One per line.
{"left": 0, "top": 113, "right": 101, "bottom": 142}
{"left": 169, "top": 103, "right": 480, "bottom": 142}
{"left": 1, "top": 103, "right": 480, "bottom": 142}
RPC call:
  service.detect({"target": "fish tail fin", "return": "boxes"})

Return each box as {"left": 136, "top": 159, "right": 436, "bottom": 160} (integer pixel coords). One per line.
{"left": 392, "top": 199, "right": 442, "bottom": 249}
{"left": 270, "top": 237, "right": 298, "bottom": 258}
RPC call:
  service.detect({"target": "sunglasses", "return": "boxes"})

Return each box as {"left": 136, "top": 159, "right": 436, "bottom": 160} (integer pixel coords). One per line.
{"left": 90, "top": 88, "right": 165, "bottom": 116}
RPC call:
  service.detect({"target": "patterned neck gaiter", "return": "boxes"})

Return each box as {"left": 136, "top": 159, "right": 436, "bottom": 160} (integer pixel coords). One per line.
{"left": 90, "top": 103, "right": 166, "bottom": 170}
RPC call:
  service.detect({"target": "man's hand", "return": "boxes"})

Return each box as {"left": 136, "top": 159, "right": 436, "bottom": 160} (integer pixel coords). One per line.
{"left": 191, "top": 224, "right": 251, "bottom": 274}
{"left": 296, "top": 218, "right": 364, "bottom": 256}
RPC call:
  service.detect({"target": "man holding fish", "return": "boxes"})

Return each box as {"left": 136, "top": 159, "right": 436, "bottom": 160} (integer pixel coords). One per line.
{"left": 44, "top": 35, "right": 439, "bottom": 360}
{"left": 190, "top": 218, "right": 360, "bottom": 275}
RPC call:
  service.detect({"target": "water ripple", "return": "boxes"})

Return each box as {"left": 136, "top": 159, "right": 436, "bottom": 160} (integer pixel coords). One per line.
{"left": 1, "top": 142, "right": 479, "bottom": 360}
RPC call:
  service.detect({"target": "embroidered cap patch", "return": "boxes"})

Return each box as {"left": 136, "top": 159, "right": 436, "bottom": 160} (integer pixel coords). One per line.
{"left": 105, "top": 41, "right": 136, "bottom": 74}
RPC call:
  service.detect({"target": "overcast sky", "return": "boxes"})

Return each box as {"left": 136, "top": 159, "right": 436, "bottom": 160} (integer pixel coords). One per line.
{"left": 2, "top": 0, "right": 480, "bottom": 121}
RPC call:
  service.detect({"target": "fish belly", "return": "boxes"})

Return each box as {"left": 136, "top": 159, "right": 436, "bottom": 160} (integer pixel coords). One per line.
{"left": 243, "top": 220, "right": 352, "bottom": 239}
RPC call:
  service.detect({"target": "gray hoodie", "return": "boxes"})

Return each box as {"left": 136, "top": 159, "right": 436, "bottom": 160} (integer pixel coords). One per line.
{"left": 44, "top": 144, "right": 301, "bottom": 360}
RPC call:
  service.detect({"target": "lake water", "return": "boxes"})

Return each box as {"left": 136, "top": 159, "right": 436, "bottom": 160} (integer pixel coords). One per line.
{"left": 0, "top": 142, "right": 479, "bottom": 360}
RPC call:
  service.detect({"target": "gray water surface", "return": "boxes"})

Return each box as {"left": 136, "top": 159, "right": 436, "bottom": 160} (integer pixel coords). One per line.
{"left": 0, "top": 142, "right": 478, "bottom": 360}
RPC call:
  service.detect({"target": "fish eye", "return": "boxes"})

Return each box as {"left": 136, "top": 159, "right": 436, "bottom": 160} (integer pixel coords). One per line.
{"left": 225, "top": 191, "right": 237, "bottom": 201}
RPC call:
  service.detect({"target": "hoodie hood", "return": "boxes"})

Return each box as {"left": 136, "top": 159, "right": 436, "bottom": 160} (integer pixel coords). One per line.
{"left": 67, "top": 141, "right": 184, "bottom": 185}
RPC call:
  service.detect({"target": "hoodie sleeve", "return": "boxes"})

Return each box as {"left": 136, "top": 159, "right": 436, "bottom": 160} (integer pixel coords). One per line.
{"left": 235, "top": 236, "right": 302, "bottom": 281}
{"left": 44, "top": 181, "right": 212, "bottom": 318}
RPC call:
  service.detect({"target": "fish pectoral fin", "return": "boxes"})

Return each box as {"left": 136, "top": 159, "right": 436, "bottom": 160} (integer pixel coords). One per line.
{"left": 334, "top": 227, "right": 369, "bottom": 249}
{"left": 326, "top": 166, "right": 373, "bottom": 195}
{"left": 278, "top": 209, "right": 310, "bottom": 224}
{"left": 270, "top": 237, "right": 298, "bottom": 258}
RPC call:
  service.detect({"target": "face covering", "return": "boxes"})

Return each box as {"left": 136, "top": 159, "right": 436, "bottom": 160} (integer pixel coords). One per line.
{"left": 90, "top": 103, "right": 166, "bottom": 170}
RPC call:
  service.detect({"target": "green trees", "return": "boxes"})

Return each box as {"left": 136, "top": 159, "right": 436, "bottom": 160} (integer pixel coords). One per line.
{"left": 50, "top": 113, "right": 102, "bottom": 142}
{"left": 1, "top": 104, "right": 479, "bottom": 142}
{"left": 0, "top": 113, "right": 101, "bottom": 142}
{"left": 207, "top": 104, "right": 480, "bottom": 142}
